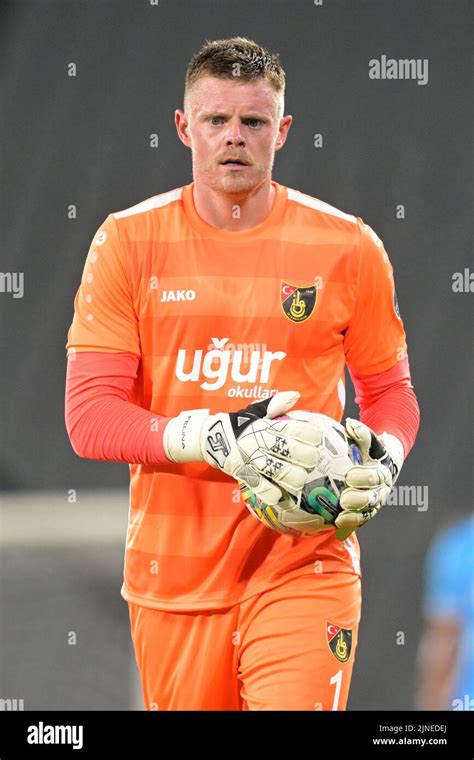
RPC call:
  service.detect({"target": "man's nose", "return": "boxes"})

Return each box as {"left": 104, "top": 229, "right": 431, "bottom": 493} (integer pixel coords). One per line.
{"left": 225, "top": 120, "right": 245, "bottom": 145}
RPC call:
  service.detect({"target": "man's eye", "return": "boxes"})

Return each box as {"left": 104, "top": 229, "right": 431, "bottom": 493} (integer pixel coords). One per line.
{"left": 210, "top": 116, "right": 223, "bottom": 125}
{"left": 247, "top": 119, "right": 262, "bottom": 128}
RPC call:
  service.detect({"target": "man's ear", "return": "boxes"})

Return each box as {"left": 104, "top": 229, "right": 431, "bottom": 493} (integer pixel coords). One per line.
{"left": 175, "top": 109, "right": 192, "bottom": 148}
{"left": 274, "top": 114, "right": 293, "bottom": 151}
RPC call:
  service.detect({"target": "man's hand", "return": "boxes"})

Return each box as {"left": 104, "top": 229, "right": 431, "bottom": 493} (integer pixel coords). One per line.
{"left": 335, "top": 418, "right": 404, "bottom": 541}
{"left": 163, "top": 392, "right": 322, "bottom": 505}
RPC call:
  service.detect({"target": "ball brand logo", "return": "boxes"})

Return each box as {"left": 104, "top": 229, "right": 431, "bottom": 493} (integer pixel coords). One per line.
{"left": 281, "top": 282, "right": 317, "bottom": 323}
{"left": 175, "top": 337, "right": 286, "bottom": 394}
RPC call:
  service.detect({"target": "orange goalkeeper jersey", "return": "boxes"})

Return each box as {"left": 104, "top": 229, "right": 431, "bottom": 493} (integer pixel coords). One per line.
{"left": 66, "top": 181, "right": 407, "bottom": 610}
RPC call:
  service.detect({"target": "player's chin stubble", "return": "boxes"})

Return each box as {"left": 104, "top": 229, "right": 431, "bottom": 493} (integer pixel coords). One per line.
{"left": 193, "top": 156, "right": 275, "bottom": 196}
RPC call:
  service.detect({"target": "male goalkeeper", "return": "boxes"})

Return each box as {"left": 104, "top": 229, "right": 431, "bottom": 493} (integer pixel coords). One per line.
{"left": 65, "top": 37, "right": 420, "bottom": 711}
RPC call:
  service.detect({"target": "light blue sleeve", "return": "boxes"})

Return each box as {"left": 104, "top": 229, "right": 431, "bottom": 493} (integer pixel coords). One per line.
{"left": 423, "top": 524, "right": 465, "bottom": 619}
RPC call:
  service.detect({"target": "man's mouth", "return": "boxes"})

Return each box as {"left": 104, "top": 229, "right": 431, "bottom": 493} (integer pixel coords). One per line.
{"left": 220, "top": 158, "right": 248, "bottom": 166}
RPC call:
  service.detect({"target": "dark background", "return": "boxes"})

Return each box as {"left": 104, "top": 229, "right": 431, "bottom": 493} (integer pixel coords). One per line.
{"left": 0, "top": 0, "right": 472, "bottom": 710}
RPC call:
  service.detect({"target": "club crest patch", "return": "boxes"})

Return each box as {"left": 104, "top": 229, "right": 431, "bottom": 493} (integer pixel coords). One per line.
{"left": 281, "top": 282, "right": 317, "bottom": 323}
{"left": 326, "top": 621, "right": 352, "bottom": 663}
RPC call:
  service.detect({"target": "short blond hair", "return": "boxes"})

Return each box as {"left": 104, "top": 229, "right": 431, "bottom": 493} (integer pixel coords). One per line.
{"left": 184, "top": 37, "right": 286, "bottom": 117}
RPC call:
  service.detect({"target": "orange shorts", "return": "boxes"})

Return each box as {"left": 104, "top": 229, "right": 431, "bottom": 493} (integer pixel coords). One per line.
{"left": 128, "top": 571, "right": 362, "bottom": 711}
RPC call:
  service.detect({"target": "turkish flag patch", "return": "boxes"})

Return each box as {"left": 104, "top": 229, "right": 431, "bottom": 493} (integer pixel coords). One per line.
{"left": 326, "top": 620, "right": 352, "bottom": 663}
{"left": 280, "top": 281, "right": 317, "bottom": 323}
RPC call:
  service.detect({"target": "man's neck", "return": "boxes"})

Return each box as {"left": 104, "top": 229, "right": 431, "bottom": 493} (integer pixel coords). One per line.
{"left": 192, "top": 180, "right": 276, "bottom": 231}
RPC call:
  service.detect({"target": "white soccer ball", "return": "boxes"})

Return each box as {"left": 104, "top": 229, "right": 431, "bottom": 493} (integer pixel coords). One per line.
{"left": 240, "top": 411, "right": 362, "bottom": 536}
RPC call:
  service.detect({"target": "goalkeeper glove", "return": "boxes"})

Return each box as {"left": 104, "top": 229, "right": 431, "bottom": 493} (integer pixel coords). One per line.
{"left": 163, "top": 392, "right": 322, "bottom": 505}
{"left": 335, "top": 418, "right": 404, "bottom": 541}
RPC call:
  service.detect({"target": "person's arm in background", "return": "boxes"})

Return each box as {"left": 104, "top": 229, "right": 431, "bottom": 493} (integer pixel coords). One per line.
{"left": 415, "top": 525, "right": 463, "bottom": 710}
{"left": 415, "top": 618, "right": 459, "bottom": 710}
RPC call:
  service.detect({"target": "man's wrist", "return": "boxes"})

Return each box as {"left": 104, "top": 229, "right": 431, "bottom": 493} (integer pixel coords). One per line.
{"left": 163, "top": 409, "right": 210, "bottom": 463}
{"left": 378, "top": 432, "right": 405, "bottom": 479}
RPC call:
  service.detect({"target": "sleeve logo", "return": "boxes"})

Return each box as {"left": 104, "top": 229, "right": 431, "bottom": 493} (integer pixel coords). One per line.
{"left": 393, "top": 288, "right": 401, "bottom": 319}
